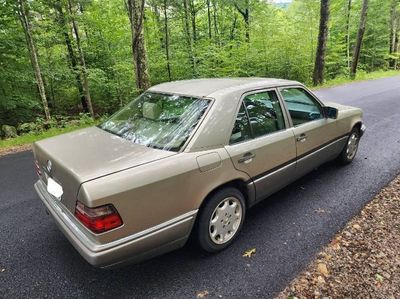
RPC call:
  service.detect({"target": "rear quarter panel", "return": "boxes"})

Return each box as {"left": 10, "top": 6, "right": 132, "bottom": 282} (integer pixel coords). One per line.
{"left": 77, "top": 148, "right": 251, "bottom": 244}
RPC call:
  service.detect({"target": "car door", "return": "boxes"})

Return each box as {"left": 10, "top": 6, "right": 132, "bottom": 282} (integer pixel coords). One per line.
{"left": 225, "top": 89, "right": 297, "bottom": 201}
{"left": 278, "top": 86, "right": 338, "bottom": 176}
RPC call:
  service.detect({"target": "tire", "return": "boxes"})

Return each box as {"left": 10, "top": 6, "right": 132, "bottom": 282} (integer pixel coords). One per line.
{"left": 195, "top": 187, "right": 246, "bottom": 253}
{"left": 337, "top": 127, "right": 360, "bottom": 165}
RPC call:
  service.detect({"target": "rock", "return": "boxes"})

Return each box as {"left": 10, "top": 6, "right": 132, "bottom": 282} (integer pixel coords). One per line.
{"left": 317, "top": 275, "right": 326, "bottom": 284}
{"left": 317, "top": 263, "right": 329, "bottom": 276}
{"left": 1, "top": 125, "right": 18, "bottom": 138}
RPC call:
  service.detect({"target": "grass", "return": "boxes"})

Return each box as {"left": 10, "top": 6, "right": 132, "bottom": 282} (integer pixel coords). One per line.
{"left": 1, "top": 69, "right": 400, "bottom": 151}
{"left": 315, "top": 69, "right": 400, "bottom": 89}
{"left": 0, "top": 123, "right": 94, "bottom": 149}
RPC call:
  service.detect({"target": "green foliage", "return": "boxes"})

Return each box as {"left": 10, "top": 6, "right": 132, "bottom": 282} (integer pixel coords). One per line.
{"left": 11, "top": 113, "right": 97, "bottom": 137}
{"left": 0, "top": 0, "right": 399, "bottom": 128}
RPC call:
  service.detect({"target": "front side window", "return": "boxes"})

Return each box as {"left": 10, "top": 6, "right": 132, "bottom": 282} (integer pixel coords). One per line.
{"left": 280, "top": 88, "right": 323, "bottom": 126}
{"left": 230, "top": 90, "right": 285, "bottom": 144}
{"left": 100, "top": 92, "right": 209, "bottom": 151}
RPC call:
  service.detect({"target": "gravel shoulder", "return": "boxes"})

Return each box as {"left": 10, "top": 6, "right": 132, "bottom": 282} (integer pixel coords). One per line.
{"left": 0, "top": 144, "right": 32, "bottom": 157}
{"left": 277, "top": 175, "right": 400, "bottom": 299}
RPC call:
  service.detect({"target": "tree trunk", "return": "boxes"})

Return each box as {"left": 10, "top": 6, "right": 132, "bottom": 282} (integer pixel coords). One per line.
{"left": 183, "top": 0, "right": 196, "bottom": 76}
{"left": 189, "top": 0, "right": 197, "bottom": 41}
{"left": 350, "top": 0, "right": 369, "bottom": 78}
{"left": 395, "top": 21, "right": 400, "bottom": 70}
{"left": 230, "top": 12, "right": 238, "bottom": 40}
{"left": 68, "top": 0, "right": 94, "bottom": 117}
{"left": 54, "top": 1, "right": 88, "bottom": 113}
{"left": 151, "top": 4, "right": 164, "bottom": 49}
{"left": 126, "top": 0, "right": 151, "bottom": 92}
{"left": 234, "top": 1, "right": 250, "bottom": 43}
{"left": 207, "top": 0, "right": 212, "bottom": 39}
{"left": 17, "top": 0, "right": 50, "bottom": 120}
{"left": 345, "top": 0, "right": 352, "bottom": 70}
{"left": 389, "top": 0, "right": 399, "bottom": 68}
{"left": 163, "top": 0, "right": 172, "bottom": 81}
{"left": 313, "top": 0, "right": 330, "bottom": 86}
{"left": 212, "top": 0, "right": 219, "bottom": 40}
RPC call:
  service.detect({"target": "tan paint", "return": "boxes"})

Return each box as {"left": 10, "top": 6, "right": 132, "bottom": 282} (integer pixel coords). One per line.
{"left": 33, "top": 78, "right": 365, "bottom": 267}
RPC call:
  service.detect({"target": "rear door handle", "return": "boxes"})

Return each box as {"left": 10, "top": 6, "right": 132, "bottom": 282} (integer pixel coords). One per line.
{"left": 238, "top": 152, "right": 256, "bottom": 164}
{"left": 296, "top": 133, "right": 307, "bottom": 142}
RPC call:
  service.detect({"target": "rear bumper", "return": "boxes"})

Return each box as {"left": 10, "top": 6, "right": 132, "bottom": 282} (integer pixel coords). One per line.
{"left": 34, "top": 180, "right": 197, "bottom": 268}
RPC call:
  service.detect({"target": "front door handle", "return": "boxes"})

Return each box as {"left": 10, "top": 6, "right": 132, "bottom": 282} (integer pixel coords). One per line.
{"left": 238, "top": 152, "right": 256, "bottom": 164}
{"left": 296, "top": 133, "right": 307, "bottom": 142}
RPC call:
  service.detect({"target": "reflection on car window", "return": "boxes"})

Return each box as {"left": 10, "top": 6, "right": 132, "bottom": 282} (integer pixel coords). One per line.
{"left": 230, "top": 103, "right": 252, "bottom": 144}
{"left": 280, "top": 88, "right": 323, "bottom": 126}
{"left": 244, "top": 91, "right": 285, "bottom": 138}
{"left": 99, "top": 92, "right": 209, "bottom": 151}
{"left": 230, "top": 90, "right": 285, "bottom": 144}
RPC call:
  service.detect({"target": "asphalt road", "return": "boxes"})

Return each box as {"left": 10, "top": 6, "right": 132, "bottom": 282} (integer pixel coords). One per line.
{"left": 1, "top": 76, "right": 400, "bottom": 299}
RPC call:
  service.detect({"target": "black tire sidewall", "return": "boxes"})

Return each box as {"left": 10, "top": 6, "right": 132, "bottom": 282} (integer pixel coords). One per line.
{"left": 196, "top": 187, "right": 246, "bottom": 253}
{"left": 339, "top": 127, "right": 360, "bottom": 164}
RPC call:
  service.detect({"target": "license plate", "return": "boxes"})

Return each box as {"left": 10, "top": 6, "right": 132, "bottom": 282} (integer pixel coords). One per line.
{"left": 47, "top": 177, "right": 63, "bottom": 199}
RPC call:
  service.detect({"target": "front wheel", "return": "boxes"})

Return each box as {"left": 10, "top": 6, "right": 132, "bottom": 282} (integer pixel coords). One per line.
{"left": 338, "top": 127, "right": 360, "bottom": 164}
{"left": 195, "top": 187, "right": 246, "bottom": 253}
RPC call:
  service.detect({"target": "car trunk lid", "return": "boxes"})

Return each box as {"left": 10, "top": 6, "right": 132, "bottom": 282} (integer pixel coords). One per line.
{"left": 33, "top": 126, "right": 176, "bottom": 212}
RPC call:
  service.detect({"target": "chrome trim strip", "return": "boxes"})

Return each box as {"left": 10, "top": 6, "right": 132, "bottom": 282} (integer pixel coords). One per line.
{"left": 253, "top": 161, "right": 296, "bottom": 184}
{"left": 250, "top": 135, "right": 348, "bottom": 184}
{"left": 297, "top": 135, "right": 348, "bottom": 163}
{"left": 35, "top": 180, "right": 198, "bottom": 253}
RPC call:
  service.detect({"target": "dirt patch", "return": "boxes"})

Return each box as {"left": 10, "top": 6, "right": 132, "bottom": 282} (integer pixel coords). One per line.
{"left": 277, "top": 176, "right": 400, "bottom": 299}
{"left": 0, "top": 144, "right": 32, "bottom": 157}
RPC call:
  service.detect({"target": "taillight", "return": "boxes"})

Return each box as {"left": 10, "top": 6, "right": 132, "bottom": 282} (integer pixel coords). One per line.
{"left": 34, "top": 160, "right": 42, "bottom": 177}
{"left": 74, "top": 201, "right": 123, "bottom": 234}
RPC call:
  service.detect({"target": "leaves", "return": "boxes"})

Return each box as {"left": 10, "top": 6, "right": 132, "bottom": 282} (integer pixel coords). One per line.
{"left": 1, "top": 0, "right": 398, "bottom": 126}
{"left": 196, "top": 290, "right": 209, "bottom": 298}
{"left": 278, "top": 176, "right": 400, "bottom": 299}
{"left": 243, "top": 248, "right": 256, "bottom": 258}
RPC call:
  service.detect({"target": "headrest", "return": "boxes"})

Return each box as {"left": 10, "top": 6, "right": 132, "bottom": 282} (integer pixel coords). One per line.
{"left": 143, "top": 102, "right": 161, "bottom": 120}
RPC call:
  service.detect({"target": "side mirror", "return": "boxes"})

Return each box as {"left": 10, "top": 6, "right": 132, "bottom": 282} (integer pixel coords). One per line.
{"left": 323, "top": 106, "right": 338, "bottom": 119}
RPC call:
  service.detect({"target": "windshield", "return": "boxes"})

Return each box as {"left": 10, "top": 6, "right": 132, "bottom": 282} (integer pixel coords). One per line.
{"left": 99, "top": 92, "right": 210, "bottom": 151}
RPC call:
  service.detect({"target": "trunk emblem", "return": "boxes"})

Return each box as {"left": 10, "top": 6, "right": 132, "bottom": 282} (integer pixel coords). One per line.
{"left": 46, "top": 160, "right": 52, "bottom": 173}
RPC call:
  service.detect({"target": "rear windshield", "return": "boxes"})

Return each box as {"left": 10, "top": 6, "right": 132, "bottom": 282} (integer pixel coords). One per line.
{"left": 99, "top": 92, "right": 210, "bottom": 151}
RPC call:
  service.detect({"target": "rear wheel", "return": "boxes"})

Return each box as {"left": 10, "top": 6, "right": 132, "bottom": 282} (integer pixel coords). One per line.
{"left": 338, "top": 127, "right": 360, "bottom": 164}
{"left": 196, "top": 187, "right": 246, "bottom": 252}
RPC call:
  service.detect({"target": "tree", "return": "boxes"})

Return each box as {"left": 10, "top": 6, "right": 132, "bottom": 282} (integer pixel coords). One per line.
{"left": 54, "top": 0, "right": 88, "bottom": 113}
{"left": 67, "top": 0, "right": 94, "bottom": 117}
{"left": 234, "top": 0, "right": 250, "bottom": 42}
{"left": 163, "top": 0, "right": 172, "bottom": 80}
{"left": 389, "top": 0, "right": 400, "bottom": 69}
{"left": 2, "top": 0, "right": 400, "bottom": 127}
{"left": 345, "top": 0, "right": 352, "bottom": 70}
{"left": 17, "top": 0, "right": 50, "bottom": 120}
{"left": 313, "top": 0, "right": 330, "bottom": 85}
{"left": 350, "top": 0, "right": 369, "bottom": 78}
{"left": 206, "top": 0, "right": 212, "bottom": 39}
{"left": 127, "top": 0, "right": 151, "bottom": 92}
{"left": 183, "top": 0, "right": 197, "bottom": 76}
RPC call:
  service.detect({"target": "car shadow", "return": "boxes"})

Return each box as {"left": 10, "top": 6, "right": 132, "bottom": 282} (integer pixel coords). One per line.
{"left": 34, "top": 159, "right": 354, "bottom": 297}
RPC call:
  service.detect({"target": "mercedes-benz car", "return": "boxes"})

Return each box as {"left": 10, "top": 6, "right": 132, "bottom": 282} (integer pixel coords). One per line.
{"left": 33, "top": 78, "right": 365, "bottom": 268}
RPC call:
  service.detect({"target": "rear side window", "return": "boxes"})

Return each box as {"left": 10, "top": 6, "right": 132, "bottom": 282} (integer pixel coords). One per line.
{"left": 230, "top": 90, "right": 285, "bottom": 144}
{"left": 280, "top": 88, "right": 323, "bottom": 126}
{"left": 230, "top": 103, "right": 252, "bottom": 144}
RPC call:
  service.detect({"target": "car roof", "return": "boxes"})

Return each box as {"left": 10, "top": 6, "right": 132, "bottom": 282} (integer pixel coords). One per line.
{"left": 148, "top": 78, "right": 301, "bottom": 98}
